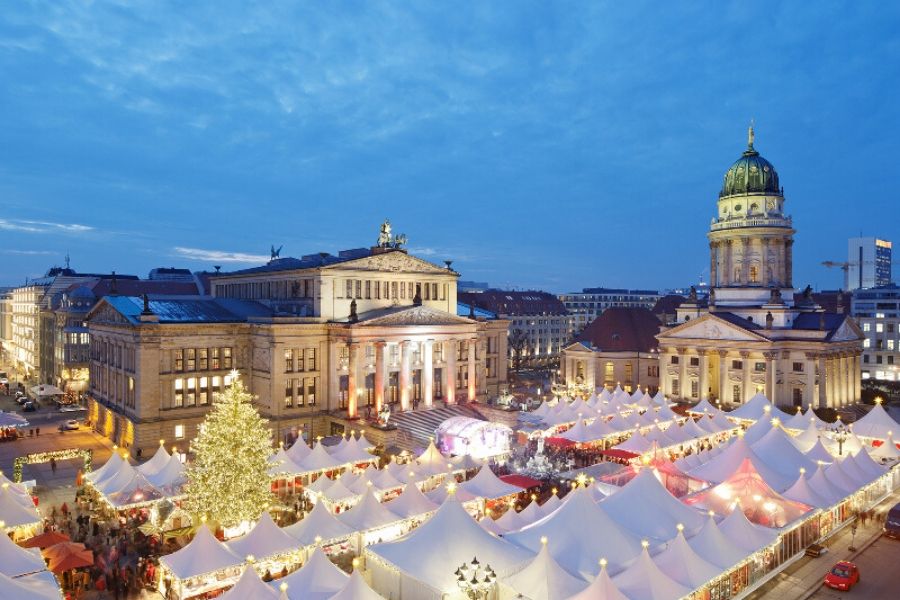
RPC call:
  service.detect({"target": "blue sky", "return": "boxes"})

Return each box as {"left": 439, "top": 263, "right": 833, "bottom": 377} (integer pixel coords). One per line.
{"left": 2, "top": 2, "right": 899, "bottom": 292}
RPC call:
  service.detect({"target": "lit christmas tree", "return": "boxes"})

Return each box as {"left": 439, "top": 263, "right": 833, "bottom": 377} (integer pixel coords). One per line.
{"left": 183, "top": 370, "right": 274, "bottom": 530}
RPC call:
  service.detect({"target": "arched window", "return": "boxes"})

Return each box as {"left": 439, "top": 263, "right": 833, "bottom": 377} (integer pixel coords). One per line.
{"left": 749, "top": 265, "right": 759, "bottom": 283}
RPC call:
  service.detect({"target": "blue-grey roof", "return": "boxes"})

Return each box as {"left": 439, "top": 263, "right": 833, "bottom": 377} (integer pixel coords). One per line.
{"left": 792, "top": 312, "right": 845, "bottom": 333}
{"left": 216, "top": 248, "right": 375, "bottom": 276}
{"left": 713, "top": 312, "right": 762, "bottom": 330}
{"left": 456, "top": 302, "right": 497, "bottom": 320}
{"left": 101, "top": 296, "right": 272, "bottom": 324}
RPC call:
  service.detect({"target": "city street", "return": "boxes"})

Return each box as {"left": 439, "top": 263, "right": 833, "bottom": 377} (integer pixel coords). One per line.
{"left": 808, "top": 536, "right": 900, "bottom": 600}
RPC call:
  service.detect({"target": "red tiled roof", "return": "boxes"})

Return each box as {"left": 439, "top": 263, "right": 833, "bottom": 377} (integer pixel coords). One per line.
{"left": 577, "top": 307, "right": 661, "bottom": 353}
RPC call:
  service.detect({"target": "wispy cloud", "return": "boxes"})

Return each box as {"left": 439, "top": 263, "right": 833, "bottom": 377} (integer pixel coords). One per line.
{"left": 1, "top": 249, "right": 55, "bottom": 256}
{"left": 0, "top": 219, "right": 93, "bottom": 234}
{"left": 173, "top": 246, "right": 269, "bottom": 264}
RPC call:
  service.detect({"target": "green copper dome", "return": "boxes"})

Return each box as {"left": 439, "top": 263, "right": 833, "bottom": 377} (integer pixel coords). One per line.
{"left": 720, "top": 127, "right": 781, "bottom": 198}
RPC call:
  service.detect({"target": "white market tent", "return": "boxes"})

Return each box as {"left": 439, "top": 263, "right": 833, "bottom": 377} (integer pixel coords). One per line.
{"left": 220, "top": 567, "right": 279, "bottom": 600}
{"left": 385, "top": 483, "right": 439, "bottom": 520}
{"left": 679, "top": 416, "right": 711, "bottom": 440}
{"left": 137, "top": 444, "right": 172, "bottom": 477}
{"left": 870, "top": 435, "right": 900, "bottom": 462}
{"left": 269, "top": 448, "right": 305, "bottom": 478}
{"left": 686, "top": 512, "right": 750, "bottom": 571}
{"left": 226, "top": 511, "right": 299, "bottom": 562}
{"left": 0, "top": 481, "right": 42, "bottom": 529}
{"left": 284, "top": 501, "right": 354, "bottom": 547}
{"left": 783, "top": 407, "right": 810, "bottom": 431}
{"left": 651, "top": 528, "right": 721, "bottom": 590}
{"left": 782, "top": 471, "right": 831, "bottom": 509}
{"left": 687, "top": 436, "right": 795, "bottom": 492}
{"left": 791, "top": 420, "right": 827, "bottom": 452}
{"left": 566, "top": 561, "right": 629, "bottom": 600}
{"left": 85, "top": 450, "right": 127, "bottom": 486}
{"left": 338, "top": 489, "right": 401, "bottom": 533}
{"left": 717, "top": 507, "right": 778, "bottom": 554}
{"left": 505, "top": 488, "right": 642, "bottom": 578}
{"left": 851, "top": 402, "right": 900, "bottom": 440}
{"left": 0, "top": 526, "right": 46, "bottom": 577}
{"left": 366, "top": 497, "right": 533, "bottom": 598}
{"left": 459, "top": 466, "right": 524, "bottom": 500}
{"left": 598, "top": 469, "right": 706, "bottom": 540}
{"left": 805, "top": 465, "right": 847, "bottom": 507}
{"left": 330, "top": 569, "right": 386, "bottom": 600}
{"left": 274, "top": 546, "right": 348, "bottom": 600}
{"left": 297, "top": 442, "right": 347, "bottom": 474}
{"left": 750, "top": 425, "right": 817, "bottom": 481}
{"left": 611, "top": 544, "right": 691, "bottom": 600}
{"left": 160, "top": 525, "right": 243, "bottom": 581}
{"left": 0, "top": 570, "right": 61, "bottom": 600}
{"left": 144, "top": 454, "right": 187, "bottom": 496}
{"left": 285, "top": 440, "right": 312, "bottom": 465}
{"left": 687, "top": 399, "right": 720, "bottom": 415}
{"left": 612, "top": 430, "right": 652, "bottom": 455}
{"left": 332, "top": 436, "right": 378, "bottom": 466}
{"left": 804, "top": 439, "right": 836, "bottom": 465}
{"left": 500, "top": 540, "right": 588, "bottom": 600}
{"left": 536, "top": 493, "right": 562, "bottom": 519}
{"left": 727, "top": 393, "right": 774, "bottom": 421}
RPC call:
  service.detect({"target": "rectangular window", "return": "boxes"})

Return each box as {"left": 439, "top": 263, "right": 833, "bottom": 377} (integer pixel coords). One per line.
{"left": 365, "top": 280, "right": 371, "bottom": 299}
{"left": 200, "top": 376, "right": 209, "bottom": 405}
{"left": 733, "top": 385, "right": 742, "bottom": 403}
{"left": 374, "top": 281, "right": 381, "bottom": 300}
{"left": 186, "top": 348, "right": 196, "bottom": 371}
{"left": 876, "top": 323, "right": 884, "bottom": 333}
{"left": 306, "top": 348, "right": 316, "bottom": 371}
{"left": 754, "top": 362, "right": 766, "bottom": 372}
{"left": 174, "top": 379, "right": 184, "bottom": 408}
{"left": 285, "top": 349, "right": 294, "bottom": 372}
{"left": 731, "top": 360, "right": 743, "bottom": 370}
{"left": 211, "top": 376, "right": 222, "bottom": 399}
{"left": 670, "top": 355, "right": 679, "bottom": 365}
{"left": 391, "top": 281, "right": 398, "bottom": 299}
{"left": 346, "top": 280, "right": 353, "bottom": 298}
{"left": 175, "top": 349, "right": 184, "bottom": 372}
{"left": 432, "top": 283, "right": 438, "bottom": 300}
{"left": 338, "top": 375, "right": 349, "bottom": 409}
{"left": 434, "top": 342, "right": 443, "bottom": 362}
{"left": 691, "top": 379, "right": 699, "bottom": 398}
{"left": 211, "top": 347, "right": 220, "bottom": 370}
{"left": 223, "top": 347, "right": 233, "bottom": 369}
{"left": 863, "top": 323, "right": 871, "bottom": 332}
{"left": 792, "top": 362, "right": 803, "bottom": 372}
{"left": 689, "top": 357, "right": 699, "bottom": 366}
{"left": 672, "top": 378, "right": 680, "bottom": 396}
{"left": 285, "top": 378, "right": 294, "bottom": 408}
{"left": 186, "top": 377, "right": 197, "bottom": 406}
{"left": 174, "top": 424, "right": 185, "bottom": 440}
{"left": 355, "top": 279, "right": 362, "bottom": 299}
{"left": 306, "top": 377, "right": 317, "bottom": 405}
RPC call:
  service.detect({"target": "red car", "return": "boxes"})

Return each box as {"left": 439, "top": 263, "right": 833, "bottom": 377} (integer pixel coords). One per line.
{"left": 823, "top": 561, "right": 860, "bottom": 591}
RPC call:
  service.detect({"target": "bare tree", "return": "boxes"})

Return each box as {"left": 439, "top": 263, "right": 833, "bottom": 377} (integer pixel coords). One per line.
{"left": 508, "top": 328, "right": 529, "bottom": 372}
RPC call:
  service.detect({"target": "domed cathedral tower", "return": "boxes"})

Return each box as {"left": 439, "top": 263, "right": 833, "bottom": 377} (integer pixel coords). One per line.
{"left": 708, "top": 125, "right": 795, "bottom": 309}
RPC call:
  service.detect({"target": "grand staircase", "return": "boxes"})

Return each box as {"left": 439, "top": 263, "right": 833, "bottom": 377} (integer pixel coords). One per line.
{"left": 388, "top": 404, "right": 487, "bottom": 454}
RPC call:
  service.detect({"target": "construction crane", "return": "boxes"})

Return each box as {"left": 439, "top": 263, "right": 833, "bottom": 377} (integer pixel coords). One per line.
{"left": 822, "top": 259, "right": 899, "bottom": 289}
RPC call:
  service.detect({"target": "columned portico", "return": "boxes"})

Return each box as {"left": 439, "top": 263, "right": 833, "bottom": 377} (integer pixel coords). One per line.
{"left": 423, "top": 339, "right": 434, "bottom": 407}
{"left": 374, "top": 341, "right": 386, "bottom": 412}
{"left": 445, "top": 342, "right": 456, "bottom": 404}
{"left": 347, "top": 342, "right": 360, "bottom": 418}
{"left": 467, "top": 337, "right": 477, "bottom": 402}
{"left": 763, "top": 351, "right": 777, "bottom": 401}
{"left": 699, "top": 350, "right": 709, "bottom": 400}
{"left": 677, "top": 347, "right": 688, "bottom": 399}
{"left": 740, "top": 351, "right": 752, "bottom": 403}
{"left": 804, "top": 352, "right": 817, "bottom": 409}
{"left": 817, "top": 354, "right": 827, "bottom": 409}
{"left": 717, "top": 350, "right": 728, "bottom": 403}
{"left": 399, "top": 340, "right": 411, "bottom": 411}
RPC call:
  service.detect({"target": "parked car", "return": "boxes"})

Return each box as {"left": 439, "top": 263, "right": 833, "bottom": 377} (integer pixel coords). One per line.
{"left": 823, "top": 561, "right": 860, "bottom": 591}
{"left": 59, "top": 420, "right": 80, "bottom": 431}
{"left": 884, "top": 502, "right": 900, "bottom": 539}
{"left": 23, "top": 402, "right": 36, "bottom": 412}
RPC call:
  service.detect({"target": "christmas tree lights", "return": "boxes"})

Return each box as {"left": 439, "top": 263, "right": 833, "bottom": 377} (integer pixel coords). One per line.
{"left": 184, "top": 371, "right": 274, "bottom": 529}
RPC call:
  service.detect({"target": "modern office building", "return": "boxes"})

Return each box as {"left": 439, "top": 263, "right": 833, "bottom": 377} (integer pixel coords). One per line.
{"left": 846, "top": 237, "right": 892, "bottom": 291}
{"left": 558, "top": 288, "right": 660, "bottom": 334}
{"left": 852, "top": 284, "right": 900, "bottom": 381}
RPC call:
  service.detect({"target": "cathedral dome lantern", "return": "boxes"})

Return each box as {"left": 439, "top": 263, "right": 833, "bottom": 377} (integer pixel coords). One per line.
{"left": 720, "top": 129, "right": 781, "bottom": 198}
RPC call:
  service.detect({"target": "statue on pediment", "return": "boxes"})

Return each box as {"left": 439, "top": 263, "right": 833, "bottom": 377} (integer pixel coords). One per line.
{"left": 378, "top": 220, "right": 393, "bottom": 247}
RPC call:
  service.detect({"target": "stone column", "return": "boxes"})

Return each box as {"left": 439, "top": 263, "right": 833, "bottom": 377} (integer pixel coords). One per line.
{"left": 347, "top": 342, "right": 359, "bottom": 418}
{"left": 709, "top": 243, "right": 718, "bottom": 288}
{"left": 399, "top": 340, "right": 411, "bottom": 411}
{"left": 785, "top": 240, "right": 794, "bottom": 287}
{"left": 718, "top": 350, "right": 728, "bottom": 403}
{"left": 741, "top": 351, "right": 752, "bottom": 403}
{"left": 804, "top": 353, "right": 818, "bottom": 410}
{"left": 658, "top": 352, "right": 670, "bottom": 397}
{"left": 723, "top": 241, "right": 732, "bottom": 286}
{"left": 761, "top": 238, "right": 771, "bottom": 286}
{"left": 423, "top": 339, "right": 434, "bottom": 407}
{"left": 764, "top": 351, "right": 777, "bottom": 402}
{"left": 374, "top": 341, "right": 386, "bottom": 413}
{"left": 699, "top": 350, "right": 709, "bottom": 400}
{"left": 843, "top": 353, "right": 852, "bottom": 406}
{"left": 741, "top": 238, "right": 750, "bottom": 285}
{"left": 677, "top": 347, "right": 688, "bottom": 400}
{"left": 445, "top": 340, "right": 457, "bottom": 404}
{"left": 467, "top": 338, "right": 477, "bottom": 402}
{"left": 817, "top": 354, "right": 828, "bottom": 409}
{"left": 853, "top": 353, "right": 862, "bottom": 402}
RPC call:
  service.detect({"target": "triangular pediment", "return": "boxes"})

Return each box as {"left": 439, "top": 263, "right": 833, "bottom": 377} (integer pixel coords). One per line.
{"left": 657, "top": 313, "right": 769, "bottom": 343}
{"left": 562, "top": 341, "right": 594, "bottom": 353}
{"left": 328, "top": 250, "right": 452, "bottom": 275}
{"left": 85, "top": 298, "right": 134, "bottom": 325}
{"left": 355, "top": 305, "right": 474, "bottom": 327}
{"left": 830, "top": 317, "right": 864, "bottom": 342}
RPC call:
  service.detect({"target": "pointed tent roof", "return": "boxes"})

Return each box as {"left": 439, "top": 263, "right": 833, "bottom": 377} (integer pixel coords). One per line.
{"left": 566, "top": 560, "right": 629, "bottom": 600}
{"left": 0, "top": 571, "right": 60, "bottom": 600}
{"left": 450, "top": 453, "right": 484, "bottom": 471}
{"left": 532, "top": 400, "right": 553, "bottom": 419}
{"left": 741, "top": 415, "right": 776, "bottom": 445}
{"left": 782, "top": 471, "right": 831, "bottom": 509}
{"left": 0, "top": 483, "right": 41, "bottom": 528}
{"left": 285, "top": 439, "right": 312, "bottom": 465}
{"left": 678, "top": 417, "right": 710, "bottom": 440}
{"left": 842, "top": 429, "right": 865, "bottom": 455}
{"left": 338, "top": 489, "right": 400, "bottom": 532}
{"left": 727, "top": 393, "right": 774, "bottom": 421}
{"left": 870, "top": 436, "right": 900, "bottom": 461}
{"left": 806, "top": 408, "right": 830, "bottom": 430}
{"left": 505, "top": 488, "right": 643, "bottom": 578}
{"left": 783, "top": 407, "right": 810, "bottom": 431}
{"left": 502, "top": 540, "right": 588, "bottom": 600}
{"left": 297, "top": 442, "right": 346, "bottom": 474}
{"left": 137, "top": 444, "right": 172, "bottom": 477}
{"left": 105, "top": 469, "right": 164, "bottom": 508}
{"left": 655, "top": 403, "right": 678, "bottom": 423}
{"left": 329, "top": 569, "right": 385, "bottom": 600}
{"left": 221, "top": 567, "right": 279, "bottom": 600}
{"left": 95, "top": 459, "right": 143, "bottom": 496}
{"left": 652, "top": 529, "right": 721, "bottom": 590}
{"left": 226, "top": 511, "right": 299, "bottom": 561}
{"left": 306, "top": 473, "right": 335, "bottom": 495}
{"left": 385, "top": 483, "right": 439, "bottom": 519}
{"left": 276, "top": 546, "right": 348, "bottom": 600}
{"left": 321, "top": 477, "right": 360, "bottom": 505}
{"left": 613, "top": 430, "right": 652, "bottom": 455}
{"left": 0, "top": 527, "right": 46, "bottom": 577}
{"left": 160, "top": 525, "right": 243, "bottom": 580}
{"left": 687, "top": 398, "right": 720, "bottom": 415}
{"left": 269, "top": 448, "right": 305, "bottom": 478}
{"left": 687, "top": 436, "right": 794, "bottom": 491}
{"left": 846, "top": 450, "right": 885, "bottom": 483}
{"left": 685, "top": 458, "right": 813, "bottom": 527}
{"left": 284, "top": 500, "right": 353, "bottom": 546}
{"left": 611, "top": 544, "right": 691, "bottom": 600}
{"left": 717, "top": 507, "right": 778, "bottom": 554}
{"left": 806, "top": 464, "right": 847, "bottom": 507}
{"left": 686, "top": 513, "right": 749, "bottom": 571}
{"left": 825, "top": 458, "right": 865, "bottom": 493}
{"left": 415, "top": 439, "right": 446, "bottom": 467}
{"left": 570, "top": 396, "right": 588, "bottom": 413}
{"left": 326, "top": 436, "right": 349, "bottom": 455}
{"left": 851, "top": 401, "right": 900, "bottom": 440}
{"left": 479, "top": 515, "right": 506, "bottom": 536}
{"left": 805, "top": 439, "right": 836, "bottom": 465}
{"left": 560, "top": 417, "right": 602, "bottom": 444}
{"left": 537, "top": 493, "right": 563, "bottom": 519}
{"left": 370, "top": 467, "right": 404, "bottom": 492}
{"left": 145, "top": 453, "right": 186, "bottom": 494}
{"left": 585, "top": 416, "right": 618, "bottom": 440}
{"left": 426, "top": 482, "right": 480, "bottom": 504}
{"left": 459, "top": 466, "right": 524, "bottom": 500}
{"left": 85, "top": 450, "right": 126, "bottom": 486}
{"left": 599, "top": 469, "right": 706, "bottom": 540}
{"left": 651, "top": 391, "right": 668, "bottom": 407}
{"left": 367, "top": 497, "right": 533, "bottom": 593}
{"left": 332, "top": 437, "right": 377, "bottom": 466}
{"left": 710, "top": 411, "right": 738, "bottom": 432}
{"left": 750, "top": 424, "right": 817, "bottom": 480}
{"left": 792, "top": 419, "right": 826, "bottom": 452}
{"left": 607, "top": 413, "right": 634, "bottom": 434}
{"left": 494, "top": 505, "right": 530, "bottom": 533}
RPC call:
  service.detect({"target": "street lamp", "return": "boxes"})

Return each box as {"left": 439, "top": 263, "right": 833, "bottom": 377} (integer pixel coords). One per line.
{"left": 830, "top": 415, "right": 849, "bottom": 456}
{"left": 455, "top": 556, "right": 496, "bottom": 599}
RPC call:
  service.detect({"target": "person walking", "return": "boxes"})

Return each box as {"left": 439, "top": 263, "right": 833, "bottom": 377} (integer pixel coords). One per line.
{"left": 50, "top": 457, "right": 57, "bottom": 474}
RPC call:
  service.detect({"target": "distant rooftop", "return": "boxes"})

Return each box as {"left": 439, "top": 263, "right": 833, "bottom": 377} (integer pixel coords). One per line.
{"left": 459, "top": 290, "right": 568, "bottom": 316}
